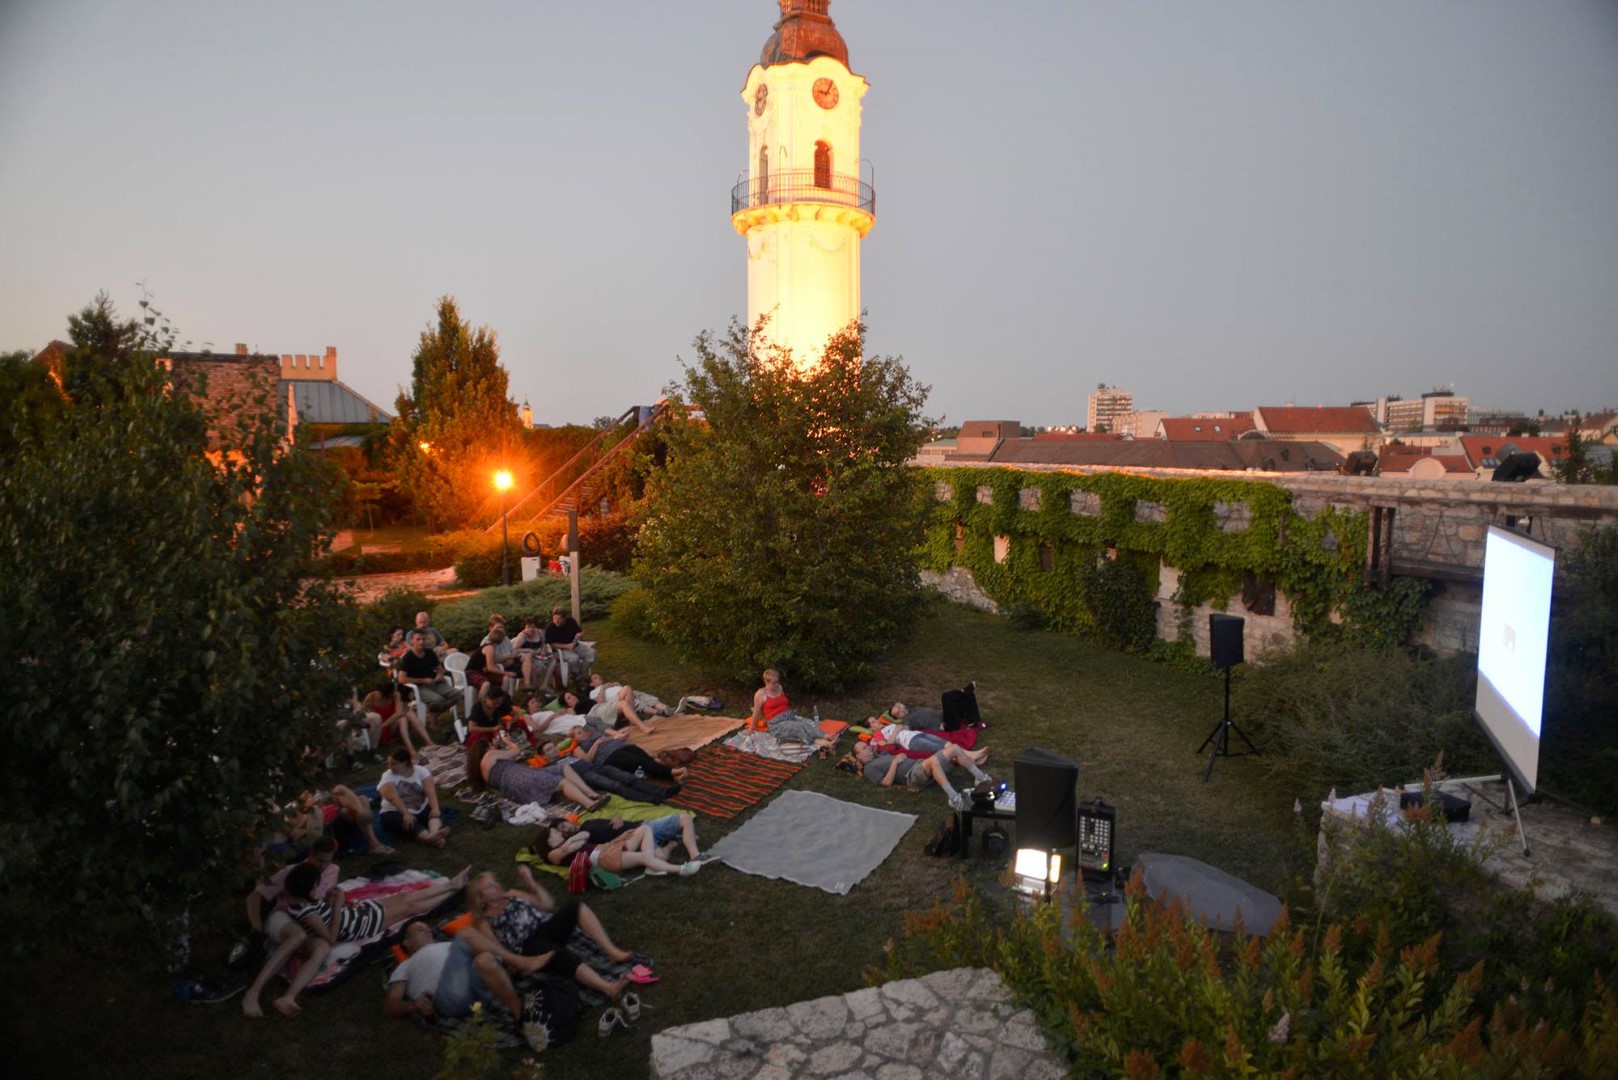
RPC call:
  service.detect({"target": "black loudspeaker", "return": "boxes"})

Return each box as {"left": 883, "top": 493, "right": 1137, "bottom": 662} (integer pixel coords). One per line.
{"left": 1014, "top": 747, "right": 1078, "bottom": 850}
{"left": 1209, "top": 613, "right": 1245, "bottom": 670}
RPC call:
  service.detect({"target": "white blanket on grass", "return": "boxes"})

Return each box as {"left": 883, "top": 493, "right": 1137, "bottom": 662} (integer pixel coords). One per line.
{"left": 706, "top": 790, "right": 916, "bottom": 895}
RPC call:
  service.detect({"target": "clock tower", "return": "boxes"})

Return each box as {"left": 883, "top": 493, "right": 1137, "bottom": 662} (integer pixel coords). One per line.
{"left": 732, "top": 0, "right": 873, "bottom": 371}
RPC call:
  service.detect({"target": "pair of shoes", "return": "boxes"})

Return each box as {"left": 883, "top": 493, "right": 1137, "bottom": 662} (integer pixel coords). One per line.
{"left": 947, "top": 790, "right": 969, "bottom": 812}
{"left": 598, "top": 1007, "right": 628, "bottom": 1036}
{"left": 626, "top": 963, "right": 659, "bottom": 985}
{"left": 621, "top": 991, "right": 643, "bottom": 1022}
{"left": 679, "top": 861, "right": 701, "bottom": 877}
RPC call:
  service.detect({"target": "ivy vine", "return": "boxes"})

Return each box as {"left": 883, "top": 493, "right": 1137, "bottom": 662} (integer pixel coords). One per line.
{"left": 919, "top": 466, "right": 1400, "bottom": 643}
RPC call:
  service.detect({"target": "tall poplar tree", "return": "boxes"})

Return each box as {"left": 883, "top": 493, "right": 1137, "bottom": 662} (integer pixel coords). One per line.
{"left": 390, "top": 296, "right": 522, "bottom": 529}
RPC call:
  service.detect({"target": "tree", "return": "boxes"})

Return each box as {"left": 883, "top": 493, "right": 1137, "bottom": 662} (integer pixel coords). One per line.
{"left": 633, "top": 320, "right": 931, "bottom": 689}
{"left": 0, "top": 308, "right": 360, "bottom": 954}
{"left": 388, "top": 296, "right": 522, "bottom": 530}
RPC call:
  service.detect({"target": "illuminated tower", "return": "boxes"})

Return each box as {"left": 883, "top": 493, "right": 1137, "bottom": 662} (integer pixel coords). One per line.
{"left": 731, "top": 0, "right": 874, "bottom": 371}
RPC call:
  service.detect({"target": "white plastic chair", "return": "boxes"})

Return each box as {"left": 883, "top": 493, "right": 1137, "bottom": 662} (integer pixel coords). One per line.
{"left": 443, "top": 653, "right": 476, "bottom": 718}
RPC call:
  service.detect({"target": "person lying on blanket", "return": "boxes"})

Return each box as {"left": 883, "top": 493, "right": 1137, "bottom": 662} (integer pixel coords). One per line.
{"left": 467, "top": 737, "right": 608, "bottom": 810}
{"left": 570, "top": 727, "right": 690, "bottom": 783}
{"left": 847, "top": 739, "right": 993, "bottom": 811}
{"left": 562, "top": 686, "right": 658, "bottom": 736}
{"left": 749, "top": 668, "right": 838, "bottom": 751}
{"left": 242, "top": 837, "right": 340, "bottom": 1019}
{"left": 468, "top": 868, "right": 639, "bottom": 1005}
{"left": 383, "top": 919, "right": 551, "bottom": 1054}
{"left": 284, "top": 862, "right": 471, "bottom": 949}
{"left": 884, "top": 680, "right": 985, "bottom": 732}
{"left": 539, "top": 813, "right": 702, "bottom": 877}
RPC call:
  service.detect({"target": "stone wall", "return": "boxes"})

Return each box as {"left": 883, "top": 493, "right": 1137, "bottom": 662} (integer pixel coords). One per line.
{"left": 169, "top": 355, "right": 282, "bottom": 452}
{"left": 923, "top": 461, "right": 1618, "bottom": 659}
{"left": 920, "top": 567, "right": 998, "bottom": 613}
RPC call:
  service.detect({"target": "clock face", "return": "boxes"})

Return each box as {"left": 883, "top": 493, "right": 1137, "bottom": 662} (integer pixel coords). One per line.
{"left": 813, "top": 78, "right": 839, "bottom": 110}
{"left": 754, "top": 83, "right": 768, "bottom": 116}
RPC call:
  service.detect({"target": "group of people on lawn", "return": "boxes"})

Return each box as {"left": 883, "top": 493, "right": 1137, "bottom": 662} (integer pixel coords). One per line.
{"left": 243, "top": 607, "right": 996, "bottom": 1047}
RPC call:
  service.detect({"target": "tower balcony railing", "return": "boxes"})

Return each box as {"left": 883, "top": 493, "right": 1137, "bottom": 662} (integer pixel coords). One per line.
{"left": 730, "top": 169, "right": 875, "bottom": 215}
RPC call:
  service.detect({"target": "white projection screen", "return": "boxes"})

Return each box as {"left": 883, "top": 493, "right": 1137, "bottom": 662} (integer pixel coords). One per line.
{"left": 1474, "top": 525, "right": 1556, "bottom": 793}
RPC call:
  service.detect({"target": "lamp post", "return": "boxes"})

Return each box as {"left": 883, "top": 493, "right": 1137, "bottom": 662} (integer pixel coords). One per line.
{"left": 494, "top": 469, "right": 513, "bottom": 587}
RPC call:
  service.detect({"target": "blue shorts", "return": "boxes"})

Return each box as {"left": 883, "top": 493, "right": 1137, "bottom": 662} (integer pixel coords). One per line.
{"left": 648, "top": 815, "right": 685, "bottom": 845}
{"left": 434, "top": 937, "right": 504, "bottom": 1018}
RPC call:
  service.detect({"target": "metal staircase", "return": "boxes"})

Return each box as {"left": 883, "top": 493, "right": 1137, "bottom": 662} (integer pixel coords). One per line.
{"left": 483, "top": 403, "right": 669, "bottom": 533}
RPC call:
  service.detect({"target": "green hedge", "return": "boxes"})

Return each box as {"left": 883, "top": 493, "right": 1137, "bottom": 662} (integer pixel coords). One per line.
{"left": 429, "top": 568, "right": 634, "bottom": 650}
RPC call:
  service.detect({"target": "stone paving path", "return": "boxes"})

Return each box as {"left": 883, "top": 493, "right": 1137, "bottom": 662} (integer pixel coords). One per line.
{"left": 649, "top": 967, "right": 1066, "bottom": 1080}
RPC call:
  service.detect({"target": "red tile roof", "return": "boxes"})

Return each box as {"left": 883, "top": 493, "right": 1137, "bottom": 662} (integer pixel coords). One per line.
{"left": 1459, "top": 436, "right": 1567, "bottom": 468}
{"left": 1255, "top": 405, "right": 1379, "bottom": 435}
{"left": 1157, "top": 415, "right": 1256, "bottom": 441}
{"left": 1380, "top": 451, "right": 1473, "bottom": 476}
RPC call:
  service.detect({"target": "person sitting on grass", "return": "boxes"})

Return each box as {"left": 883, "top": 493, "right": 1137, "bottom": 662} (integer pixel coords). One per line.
{"left": 749, "top": 668, "right": 838, "bottom": 751}
{"left": 467, "top": 735, "right": 609, "bottom": 810}
{"left": 379, "top": 748, "right": 451, "bottom": 847}
{"left": 466, "top": 686, "right": 533, "bottom": 745}
{"left": 278, "top": 785, "right": 391, "bottom": 857}
{"left": 382, "top": 918, "right": 551, "bottom": 1054}
{"left": 539, "top": 813, "right": 702, "bottom": 878}
{"left": 846, "top": 738, "right": 993, "bottom": 811}
{"left": 467, "top": 868, "right": 639, "bottom": 1008}
{"left": 241, "top": 837, "right": 340, "bottom": 1019}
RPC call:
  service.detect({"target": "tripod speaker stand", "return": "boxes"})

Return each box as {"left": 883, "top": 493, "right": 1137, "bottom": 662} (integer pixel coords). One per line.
{"left": 1197, "top": 613, "right": 1257, "bottom": 781}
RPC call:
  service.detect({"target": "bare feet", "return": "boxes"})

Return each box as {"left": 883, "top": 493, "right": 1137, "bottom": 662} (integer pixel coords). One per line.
{"left": 369, "top": 843, "right": 395, "bottom": 855}
{"left": 673, "top": 767, "right": 690, "bottom": 782}
{"left": 242, "top": 995, "right": 264, "bottom": 1019}
{"left": 450, "top": 865, "right": 472, "bottom": 890}
{"left": 271, "top": 995, "right": 301, "bottom": 1018}
{"left": 606, "top": 946, "right": 633, "bottom": 964}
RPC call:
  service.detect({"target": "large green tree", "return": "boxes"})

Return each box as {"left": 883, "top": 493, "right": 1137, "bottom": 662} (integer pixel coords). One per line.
{"left": 634, "top": 321, "right": 931, "bottom": 689}
{"left": 0, "top": 303, "right": 359, "bottom": 953}
{"left": 389, "top": 296, "right": 522, "bottom": 529}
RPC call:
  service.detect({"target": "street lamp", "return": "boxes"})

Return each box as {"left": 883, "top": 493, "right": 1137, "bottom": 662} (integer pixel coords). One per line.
{"left": 494, "top": 469, "right": 514, "bottom": 587}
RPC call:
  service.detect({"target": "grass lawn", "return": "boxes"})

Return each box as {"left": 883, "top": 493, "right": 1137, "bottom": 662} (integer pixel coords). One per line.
{"left": 9, "top": 598, "right": 1305, "bottom": 1080}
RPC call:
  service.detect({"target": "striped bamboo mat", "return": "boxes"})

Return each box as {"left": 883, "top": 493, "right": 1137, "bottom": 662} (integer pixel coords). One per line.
{"left": 666, "top": 744, "right": 805, "bottom": 820}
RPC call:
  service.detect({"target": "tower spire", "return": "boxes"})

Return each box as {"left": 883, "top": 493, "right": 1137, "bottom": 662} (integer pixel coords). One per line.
{"left": 760, "top": 0, "right": 848, "bottom": 68}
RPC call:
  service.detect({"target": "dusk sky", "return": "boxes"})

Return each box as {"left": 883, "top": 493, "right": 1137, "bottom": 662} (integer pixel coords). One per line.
{"left": 3, "top": 1, "right": 1615, "bottom": 427}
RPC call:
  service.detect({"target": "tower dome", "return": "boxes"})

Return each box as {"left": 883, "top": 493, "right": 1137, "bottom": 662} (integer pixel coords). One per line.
{"left": 759, "top": 0, "right": 848, "bottom": 68}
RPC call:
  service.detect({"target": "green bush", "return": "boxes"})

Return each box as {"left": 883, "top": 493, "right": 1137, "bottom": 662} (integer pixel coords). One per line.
{"left": 360, "top": 586, "right": 432, "bottom": 649}
{"left": 1238, "top": 642, "right": 1494, "bottom": 796}
{"left": 1003, "top": 602, "right": 1048, "bottom": 632}
{"left": 577, "top": 508, "right": 639, "bottom": 573}
{"left": 430, "top": 568, "right": 634, "bottom": 650}
{"left": 879, "top": 827, "right": 1618, "bottom": 1077}
{"left": 321, "top": 547, "right": 448, "bottom": 576}
{"left": 609, "top": 585, "right": 655, "bottom": 640}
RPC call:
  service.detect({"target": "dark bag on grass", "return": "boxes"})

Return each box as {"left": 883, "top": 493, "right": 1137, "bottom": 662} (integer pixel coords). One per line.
{"left": 524, "top": 972, "right": 581, "bottom": 1046}
{"left": 924, "top": 815, "right": 959, "bottom": 857}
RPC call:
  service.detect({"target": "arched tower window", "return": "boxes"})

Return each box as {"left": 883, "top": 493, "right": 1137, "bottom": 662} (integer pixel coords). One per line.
{"left": 814, "top": 141, "right": 831, "bottom": 189}
{"left": 757, "top": 146, "right": 770, "bottom": 205}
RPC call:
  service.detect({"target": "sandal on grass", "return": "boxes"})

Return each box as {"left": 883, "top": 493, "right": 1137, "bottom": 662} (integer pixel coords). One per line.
{"left": 627, "top": 964, "right": 659, "bottom": 985}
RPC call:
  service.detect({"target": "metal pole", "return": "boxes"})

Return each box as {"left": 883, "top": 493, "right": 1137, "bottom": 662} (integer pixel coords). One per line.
{"left": 500, "top": 489, "right": 510, "bottom": 588}
{"left": 568, "top": 508, "right": 581, "bottom": 623}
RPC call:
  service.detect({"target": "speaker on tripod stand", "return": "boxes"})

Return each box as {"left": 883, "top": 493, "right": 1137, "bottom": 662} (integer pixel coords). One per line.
{"left": 1196, "top": 613, "right": 1257, "bottom": 781}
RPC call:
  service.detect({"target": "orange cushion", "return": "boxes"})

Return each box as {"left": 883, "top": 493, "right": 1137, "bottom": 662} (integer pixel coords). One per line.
{"left": 440, "top": 911, "right": 473, "bottom": 935}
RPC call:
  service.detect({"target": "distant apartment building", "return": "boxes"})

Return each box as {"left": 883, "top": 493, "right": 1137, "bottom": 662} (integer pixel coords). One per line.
{"left": 1086, "top": 385, "right": 1133, "bottom": 433}
{"left": 1116, "top": 410, "right": 1168, "bottom": 439}
{"left": 1368, "top": 389, "right": 1469, "bottom": 432}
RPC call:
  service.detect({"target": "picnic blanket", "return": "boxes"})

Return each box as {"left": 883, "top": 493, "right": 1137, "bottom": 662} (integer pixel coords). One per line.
{"left": 514, "top": 796, "right": 684, "bottom": 879}
{"left": 705, "top": 790, "right": 916, "bottom": 895}
{"left": 883, "top": 725, "right": 980, "bottom": 760}
{"left": 666, "top": 743, "right": 804, "bottom": 820}
{"left": 624, "top": 713, "right": 746, "bottom": 756}
{"left": 724, "top": 718, "right": 848, "bottom": 764}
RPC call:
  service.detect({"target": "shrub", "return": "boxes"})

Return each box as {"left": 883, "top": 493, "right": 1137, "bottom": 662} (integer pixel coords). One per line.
{"left": 879, "top": 837, "right": 1618, "bottom": 1077}
{"left": 449, "top": 533, "right": 509, "bottom": 589}
{"left": 576, "top": 508, "right": 639, "bottom": 573}
{"left": 609, "top": 586, "right": 655, "bottom": 640}
{"left": 1238, "top": 642, "right": 1493, "bottom": 796}
{"left": 1003, "top": 602, "right": 1047, "bottom": 632}
{"left": 321, "top": 547, "right": 449, "bottom": 576}
{"left": 430, "top": 569, "right": 634, "bottom": 650}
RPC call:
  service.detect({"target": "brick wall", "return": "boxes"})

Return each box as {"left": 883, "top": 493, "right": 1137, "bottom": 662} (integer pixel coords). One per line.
{"left": 168, "top": 355, "right": 283, "bottom": 452}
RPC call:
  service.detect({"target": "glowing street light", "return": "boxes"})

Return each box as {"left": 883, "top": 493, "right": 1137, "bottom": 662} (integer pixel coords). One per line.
{"left": 494, "top": 469, "right": 514, "bottom": 587}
